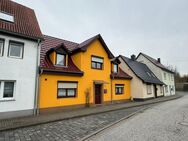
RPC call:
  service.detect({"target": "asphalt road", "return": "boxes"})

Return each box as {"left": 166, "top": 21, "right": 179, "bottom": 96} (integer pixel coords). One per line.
{"left": 87, "top": 92, "right": 188, "bottom": 141}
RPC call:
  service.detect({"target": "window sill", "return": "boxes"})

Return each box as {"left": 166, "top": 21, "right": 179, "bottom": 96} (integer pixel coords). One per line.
{"left": 54, "top": 65, "right": 68, "bottom": 68}
{"left": 0, "top": 98, "right": 15, "bottom": 102}
{"left": 115, "top": 93, "right": 124, "bottom": 95}
{"left": 57, "top": 96, "right": 76, "bottom": 99}
{"left": 8, "top": 56, "right": 23, "bottom": 59}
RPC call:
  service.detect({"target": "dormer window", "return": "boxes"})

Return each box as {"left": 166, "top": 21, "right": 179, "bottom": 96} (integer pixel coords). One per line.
{"left": 113, "top": 64, "right": 118, "bottom": 73}
{"left": 56, "top": 54, "right": 66, "bottom": 66}
{"left": 0, "top": 12, "right": 14, "bottom": 22}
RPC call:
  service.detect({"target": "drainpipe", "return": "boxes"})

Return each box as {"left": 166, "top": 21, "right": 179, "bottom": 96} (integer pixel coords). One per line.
{"left": 111, "top": 76, "right": 114, "bottom": 104}
{"left": 34, "top": 39, "right": 41, "bottom": 116}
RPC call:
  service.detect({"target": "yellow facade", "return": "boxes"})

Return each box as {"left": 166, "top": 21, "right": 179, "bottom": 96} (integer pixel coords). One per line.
{"left": 112, "top": 80, "right": 131, "bottom": 101}
{"left": 39, "top": 39, "right": 131, "bottom": 109}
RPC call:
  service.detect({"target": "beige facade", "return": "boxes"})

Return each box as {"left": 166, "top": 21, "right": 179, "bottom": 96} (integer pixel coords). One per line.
{"left": 119, "top": 57, "right": 163, "bottom": 100}
{"left": 137, "top": 54, "right": 175, "bottom": 96}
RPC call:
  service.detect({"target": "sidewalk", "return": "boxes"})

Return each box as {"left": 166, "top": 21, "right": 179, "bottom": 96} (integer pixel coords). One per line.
{"left": 0, "top": 93, "right": 183, "bottom": 132}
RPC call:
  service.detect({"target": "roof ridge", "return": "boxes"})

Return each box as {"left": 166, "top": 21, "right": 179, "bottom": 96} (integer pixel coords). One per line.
{"left": 43, "top": 34, "right": 79, "bottom": 44}
{"left": 9, "top": 0, "right": 35, "bottom": 11}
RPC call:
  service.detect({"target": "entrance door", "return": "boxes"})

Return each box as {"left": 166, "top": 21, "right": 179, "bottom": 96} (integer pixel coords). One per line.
{"left": 95, "top": 84, "right": 102, "bottom": 104}
{"left": 154, "top": 85, "right": 157, "bottom": 98}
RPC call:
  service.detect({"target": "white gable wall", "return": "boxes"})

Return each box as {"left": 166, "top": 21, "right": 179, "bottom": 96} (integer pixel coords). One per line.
{"left": 137, "top": 54, "right": 175, "bottom": 96}
{"left": 119, "top": 57, "right": 156, "bottom": 100}
{"left": 0, "top": 34, "right": 39, "bottom": 119}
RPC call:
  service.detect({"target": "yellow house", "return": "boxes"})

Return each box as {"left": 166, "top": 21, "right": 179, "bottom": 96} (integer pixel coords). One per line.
{"left": 39, "top": 34, "right": 132, "bottom": 112}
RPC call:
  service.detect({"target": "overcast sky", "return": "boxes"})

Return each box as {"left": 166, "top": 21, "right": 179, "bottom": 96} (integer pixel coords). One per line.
{"left": 14, "top": 0, "right": 188, "bottom": 75}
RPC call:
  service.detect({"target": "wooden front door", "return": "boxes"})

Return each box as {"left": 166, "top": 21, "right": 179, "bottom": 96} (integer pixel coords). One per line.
{"left": 95, "top": 84, "right": 102, "bottom": 104}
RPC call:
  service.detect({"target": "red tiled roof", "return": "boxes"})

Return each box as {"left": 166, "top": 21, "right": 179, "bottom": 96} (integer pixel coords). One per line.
{"left": 0, "top": 0, "right": 43, "bottom": 40}
{"left": 40, "top": 35, "right": 83, "bottom": 75}
{"left": 111, "top": 68, "right": 132, "bottom": 80}
{"left": 74, "top": 34, "right": 114, "bottom": 59}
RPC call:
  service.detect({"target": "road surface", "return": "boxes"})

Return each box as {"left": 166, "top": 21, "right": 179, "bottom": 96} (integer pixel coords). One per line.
{"left": 87, "top": 93, "right": 188, "bottom": 141}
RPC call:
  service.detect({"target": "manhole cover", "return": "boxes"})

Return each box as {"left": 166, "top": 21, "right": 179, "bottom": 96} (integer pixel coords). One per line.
{"left": 179, "top": 122, "right": 188, "bottom": 126}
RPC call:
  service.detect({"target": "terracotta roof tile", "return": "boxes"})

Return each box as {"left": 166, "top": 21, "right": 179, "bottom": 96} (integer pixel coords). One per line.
{"left": 0, "top": 0, "right": 43, "bottom": 40}
{"left": 40, "top": 35, "right": 83, "bottom": 74}
{"left": 111, "top": 68, "right": 132, "bottom": 80}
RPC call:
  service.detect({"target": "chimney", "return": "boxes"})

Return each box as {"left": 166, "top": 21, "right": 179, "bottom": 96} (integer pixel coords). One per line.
{"left": 157, "top": 58, "right": 161, "bottom": 63}
{"left": 131, "top": 54, "right": 136, "bottom": 61}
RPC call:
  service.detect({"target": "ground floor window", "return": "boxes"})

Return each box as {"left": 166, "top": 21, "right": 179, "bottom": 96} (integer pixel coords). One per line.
{"left": 115, "top": 84, "right": 124, "bottom": 95}
{"left": 165, "top": 86, "right": 168, "bottom": 93}
{"left": 147, "top": 84, "right": 152, "bottom": 94}
{"left": 0, "top": 81, "right": 15, "bottom": 100}
{"left": 160, "top": 86, "right": 163, "bottom": 93}
{"left": 57, "top": 81, "right": 78, "bottom": 98}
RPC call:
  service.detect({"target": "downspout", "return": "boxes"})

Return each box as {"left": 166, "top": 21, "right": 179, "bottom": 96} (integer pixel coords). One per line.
{"left": 34, "top": 39, "right": 41, "bottom": 116}
{"left": 111, "top": 76, "right": 114, "bottom": 104}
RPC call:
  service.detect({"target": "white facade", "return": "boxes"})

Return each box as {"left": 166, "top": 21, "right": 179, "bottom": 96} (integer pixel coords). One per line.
{"left": 119, "top": 57, "right": 163, "bottom": 100}
{"left": 137, "top": 54, "right": 175, "bottom": 96}
{"left": 0, "top": 34, "right": 39, "bottom": 119}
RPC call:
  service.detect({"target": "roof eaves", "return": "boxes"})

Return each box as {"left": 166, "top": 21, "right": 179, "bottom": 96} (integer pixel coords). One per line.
{"left": 0, "top": 29, "right": 44, "bottom": 41}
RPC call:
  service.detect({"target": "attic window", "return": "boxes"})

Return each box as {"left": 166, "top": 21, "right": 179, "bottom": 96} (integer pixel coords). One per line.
{"left": 0, "top": 12, "right": 14, "bottom": 22}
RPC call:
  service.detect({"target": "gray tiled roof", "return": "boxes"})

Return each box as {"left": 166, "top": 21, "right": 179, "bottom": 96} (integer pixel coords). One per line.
{"left": 137, "top": 53, "right": 174, "bottom": 73}
{"left": 120, "top": 55, "right": 164, "bottom": 85}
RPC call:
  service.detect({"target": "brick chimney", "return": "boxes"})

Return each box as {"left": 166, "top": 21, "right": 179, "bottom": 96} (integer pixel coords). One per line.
{"left": 157, "top": 58, "right": 161, "bottom": 63}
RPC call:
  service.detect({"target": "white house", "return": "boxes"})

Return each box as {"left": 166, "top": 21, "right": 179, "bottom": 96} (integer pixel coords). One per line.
{"left": 0, "top": 0, "right": 43, "bottom": 119}
{"left": 136, "top": 53, "right": 175, "bottom": 96}
{"left": 119, "top": 55, "right": 164, "bottom": 101}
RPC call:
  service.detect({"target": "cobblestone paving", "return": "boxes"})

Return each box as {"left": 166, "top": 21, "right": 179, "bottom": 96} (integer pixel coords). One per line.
{"left": 0, "top": 106, "right": 147, "bottom": 141}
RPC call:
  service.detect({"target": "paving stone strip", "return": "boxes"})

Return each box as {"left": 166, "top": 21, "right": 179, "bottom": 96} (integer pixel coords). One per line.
{"left": 0, "top": 94, "right": 182, "bottom": 132}
{"left": 0, "top": 106, "right": 147, "bottom": 141}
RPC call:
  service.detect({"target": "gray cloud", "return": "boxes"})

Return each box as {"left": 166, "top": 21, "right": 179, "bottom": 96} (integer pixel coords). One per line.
{"left": 14, "top": 0, "right": 188, "bottom": 75}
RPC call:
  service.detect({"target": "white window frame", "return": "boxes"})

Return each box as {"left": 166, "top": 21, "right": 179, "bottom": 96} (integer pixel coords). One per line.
{"left": 160, "top": 86, "right": 163, "bottom": 93}
{"left": 8, "top": 41, "right": 24, "bottom": 59}
{"left": 56, "top": 54, "right": 66, "bottom": 66}
{"left": 164, "top": 73, "right": 166, "bottom": 80}
{"left": 0, "top": 81, "right": 16, "bottom": 101}
{"left": 113, "top": 64, "right": 118, "bottom": 73}
{"left": 57, "top": 81, "right": 78, "bottom": 98}
{"left": 165, "top": 86, "right": 168, "bottom": 93}
{"left": 147, "top": 84, "right": 152, "bottom": 94}
{"left": 0, "top": 11, "right": 14, "bottom": 23}
{"left": 0, "top": 39, "right": 4, "bottom": 56}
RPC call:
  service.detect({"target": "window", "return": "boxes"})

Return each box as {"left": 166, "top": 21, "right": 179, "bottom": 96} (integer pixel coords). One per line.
{"left": 147, "top": 84, "right": 152, "bottom": 94}
{"left": 164, "top": 73, "right": 166, "bottom": 80}
{"left": 171, "top": 74, "right": 173, "bottom": 81}
{"left": 160, "top": 86, "right": 163, "bottom": 93}
{"left": 57, "top": 82, "right": 77, "bottom": 98}
{"left": 0, "top": 12, "right": 14, "bottom": 22}
{"left": 115, "top": 84, "right": 124, "bottom": 95}
{"left": 165, "top": 86, "right": 168, "bottom": 93}
{"left": 0, "top": 39, "right": 4, "bottom": 56}
{"left": 113, "top": 64, "right": 118, "bottom": 73}
{"left": 169, "top": 85, "right": 171, "bottom": 92}
{"left": 8, "top": 41, "right": 24, "bottom": 59}
{"left": 91, "top": 56, "right": 104, "bottom": 70}
{"left": 56, "top": 54, "right": 66, "bottom": 66}
{"left": 0, "top": 81, "right": 15, "bottom": 100}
